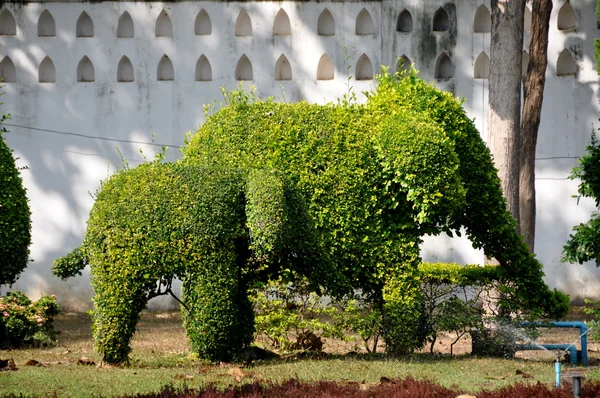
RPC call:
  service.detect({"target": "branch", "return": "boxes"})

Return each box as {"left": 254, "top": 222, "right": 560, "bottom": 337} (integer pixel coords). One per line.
{"left": 167, "top": 288, "right": 190, "bottom": 313}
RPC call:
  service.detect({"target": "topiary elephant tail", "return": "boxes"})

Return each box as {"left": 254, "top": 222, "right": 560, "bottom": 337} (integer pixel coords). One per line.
{"left": 52, "top": 246, "right": 88, "bottom": 280}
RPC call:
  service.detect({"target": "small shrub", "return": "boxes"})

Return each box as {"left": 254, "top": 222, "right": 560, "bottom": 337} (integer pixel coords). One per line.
{"left": 0, "top": 291, "right": 60, "bottom": 348}
{"left": 251, "top": 278, "right": 344, "bottom": 352}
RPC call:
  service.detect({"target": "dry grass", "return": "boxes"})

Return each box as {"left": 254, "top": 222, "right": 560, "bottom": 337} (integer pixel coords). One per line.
{"left": 2, "top": 310, "right": 600, "bottom": 397}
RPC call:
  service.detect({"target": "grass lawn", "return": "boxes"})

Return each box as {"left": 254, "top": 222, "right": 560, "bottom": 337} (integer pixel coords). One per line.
{"left": 1, "top": 311, "right": 599, "bottom": 397}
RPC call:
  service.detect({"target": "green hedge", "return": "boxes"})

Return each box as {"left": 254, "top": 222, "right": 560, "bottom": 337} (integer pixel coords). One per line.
{"left": 0, "top": 107, "right": 31, "bottom": 286}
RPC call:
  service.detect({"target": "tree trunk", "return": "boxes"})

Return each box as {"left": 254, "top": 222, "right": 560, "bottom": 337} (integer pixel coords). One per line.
{"left": 519, "top": 0, "right": 553, "bottom": 253}
{"left": 488, "top": 0, "right": 525, "bottom": 228}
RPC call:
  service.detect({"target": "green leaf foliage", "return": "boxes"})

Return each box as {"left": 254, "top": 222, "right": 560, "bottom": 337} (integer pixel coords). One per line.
{"left": 184, "top": 69, "right": 567, "bottom": 354}
{"left": 563, "top": 132, "right": 600, "bottom": 265}
{"left": 0, "top": 105, "right": 31, "bottom": 286}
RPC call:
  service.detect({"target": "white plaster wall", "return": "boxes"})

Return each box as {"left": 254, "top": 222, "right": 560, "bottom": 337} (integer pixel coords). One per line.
{"left": 0, "top": 0, "right": 598, "bottom": 308}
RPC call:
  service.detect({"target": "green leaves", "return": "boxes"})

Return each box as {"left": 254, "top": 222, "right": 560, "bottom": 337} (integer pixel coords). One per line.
{"left": 563, "top": 131, "right": 600, "bottom": 266}
{"left": 0, "top": 107, "right": 31, "bottom": 286}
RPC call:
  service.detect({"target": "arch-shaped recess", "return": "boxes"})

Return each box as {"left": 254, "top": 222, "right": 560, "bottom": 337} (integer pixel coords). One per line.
{"left": 317, "top": 54, "right": 334, "bottom": 80}
{"left": 117, "top": 11, "right": 134, "bottom": 38}
{"left": 235, "top": 10, "right": 252, "bottom": 37}
{"left": 77, "top": 56, "right": 95, "bottom": 82}
{"left": 355, "top": 54, "right": 373, "bottom": 80}
{"left": 195, "top": 9, "right": 211, "bottom": 35}
{"left": 355, "top": 8, "right": 374, "bottom": 36}
{"left": 38, "top": 10, "right": 56, "bottom": 37}
{"left": 195, "top": 55, "right": 212, "bottom": 81}
{"left": 76, "top": 11, "right": 94, "bottom": 37}
{"left": 157, "top": 55, "right": 174, "bottom": 81}
{"left": 433, "top": 7, "right": 449, "bottom": 32}
{"left": 524, "top": 6, "right": 532, "bottom": 33}
{"left": 117, "top": 56, "right": 134, "bottom": 82}
{"left": 474, "top": 52, "right": 490, "bottom": 79}
{"left": 434, "top": 52, "right": 454, "bottom": 79}
{"left": 318, "top": 9, "right": 335, "bottom": 36}
{"left": 522, "top": 50, "right": 530, "bottom": 76}
{"left": 274, "top": 54, "right": 292, "bottom": 81}
{"left": 0, "top": 56, "right": 16, "bottom": 83}
{"left": 235, "top": 54, "right": 253, "bottom": 81}
{"left": 396, "top": 55, "right": 412, "bottom": 73}
{"left": 396, "top": 9, "right": 413, "bottom": 32}
{"left": 273, "top": 9, "right": 291, "bottom": 36}
{"left": 0, "top": 10, "right": 16, "bottom": 36}
{"left": 473, "top": 5, "right": 491, "bottom": 33}
{"left": 156, "top": 10, "right": 173, "bottom": 37}
{"left": 558, "top": 2, "right": 576, "bottom": 31}
{"left": 39, "top": 56, "right": 56, "bottom": 83}
{"left": 556, "top": 49, "right": 577, "bottom": 76}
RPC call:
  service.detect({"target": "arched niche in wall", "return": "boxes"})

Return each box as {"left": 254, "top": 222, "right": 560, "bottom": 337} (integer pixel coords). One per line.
{"left": 117, "top": 11, "right": 134, "bottom": 38}
{"left": 524, "top": 6, "right": 532, "bottom": 33}
{"left": 39, "top": 56, "right": 56, "bottom": 83}
{"left": 433, "top": 7, "right": 449, "bottom": 32}
{"left": 275, "top": 54, "right": 292, "bottom": 81}
{"left": 473, "top": 5, "right": 491, "bottom": 33}
{"left": 0, "top": 56, "right": 16, "bottom": 83}
{"left": 156, "top": 10, "right": 173, "bottom": 37}
{"left": 38, "top": 10, "right": 56, "bottom": 37}
{"left": 355, "top": 54, "right": 373, "bottom": 80}
{"left": 396, "top": 9, "right": 413, "bottom": 32}
{"left": 77, "top": 56, "right": 95, "bottom": 82}
{"left": 157, "top": 55, "right": 174, "bottom": 81}
{"left": 195, "top": 9, "right": 212, "bottom": 35}
{"left": 235, "top": 10, "right": 252, "bottom": 37}
{"left": 317, "top": 54, "right": 334, "bottom": 80}
{"left": 195, "top": 55, "right": 212, "bottom": 81}
{"left": 317, "top": 9, "right": 335, "bottom": 36}
{"left": 76, "top": 11, "right": 94, "bottom": 38}
{"left": 0, "top": 10, "right": 16, "bottom": 36}
{"left": 396, "top": 55, "right": 412, "bottom": 73}
{"left": 235, "top": 54, "right": 253, "bottom": 81}
{"left": 355, "top": 8, "right": 374, "bottom": 36}
{"left": 117, "top": 56, "right": 134, "bottom": 82}
{"left": 274, "top": 9, "right": 291, "bottom": 36}
{"left": 434, "top": 52, "right": 454, "bottom": 79}
{"left": 557, "top": 2, "right": 576, "bottom": 31}
{"left": 556, "top": 49, "right": 577, "bottom": 76}
{"left": 522, "top": 50, "right": 530, "bottom": 76}
{"left": 474, "top": 52, "right": 489, "bottom": 79}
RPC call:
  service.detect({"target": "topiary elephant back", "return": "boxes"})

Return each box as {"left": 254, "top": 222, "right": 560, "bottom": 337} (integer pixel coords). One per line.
{"left": 55, "top": 164, "right": 337, "bottom": 364}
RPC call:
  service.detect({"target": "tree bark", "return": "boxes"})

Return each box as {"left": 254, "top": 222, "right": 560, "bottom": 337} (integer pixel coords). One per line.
{"left": 519, "top": 0, "right": 553, "bottom": 253}
{"left": 488, "top": 0, "right": 525, "bottom": 229}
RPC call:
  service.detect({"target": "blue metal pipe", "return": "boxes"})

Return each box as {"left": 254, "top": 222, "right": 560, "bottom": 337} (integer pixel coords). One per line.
{"left": 515, "top": 343, "right": 578, "bottom": 364}
{"left": 520, "top": 321, "right": 588, "bottom": 364}
{"left": 555, "top": 358, "right": 561, "bottom": 388}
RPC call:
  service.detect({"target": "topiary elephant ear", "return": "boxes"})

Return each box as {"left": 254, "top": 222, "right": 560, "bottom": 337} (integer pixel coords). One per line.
{"left": 245, "top": 169, "right": 346, "bottom": 296}
{"left": 0, "top": 124, "right": 31, "bottom": 286}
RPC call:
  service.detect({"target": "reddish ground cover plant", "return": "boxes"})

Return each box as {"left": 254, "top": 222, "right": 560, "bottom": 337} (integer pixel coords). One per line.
{"left": 122, "top": 377, "right": 600, "bottom": 398}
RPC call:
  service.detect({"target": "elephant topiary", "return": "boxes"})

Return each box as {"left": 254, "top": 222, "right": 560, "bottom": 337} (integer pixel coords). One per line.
{"left": 55, "top": 70, "right": 568, "bottom": 365}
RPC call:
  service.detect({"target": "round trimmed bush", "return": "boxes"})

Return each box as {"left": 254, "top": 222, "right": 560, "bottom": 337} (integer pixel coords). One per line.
{"left": 0, "top": 117, "right": 31, "bottom": 286}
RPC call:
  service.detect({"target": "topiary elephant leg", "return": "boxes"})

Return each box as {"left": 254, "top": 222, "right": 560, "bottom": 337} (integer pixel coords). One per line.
{"left": 91, "top": 274, "right": 149, "bottom": 365}
{"left": 381, "top": 240, "right": 427, "bottom": 355}
{"left": 182, "top": 246, "right": 254, "bottom": 362}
